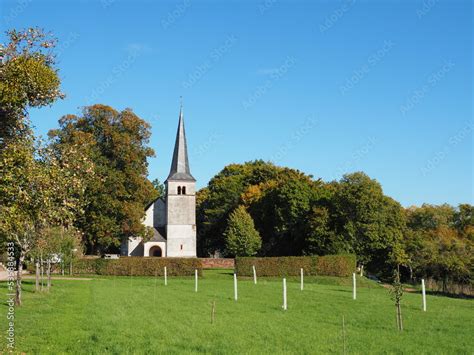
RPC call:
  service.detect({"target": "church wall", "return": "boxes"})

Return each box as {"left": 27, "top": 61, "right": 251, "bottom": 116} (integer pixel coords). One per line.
{"left": 144, "top": 241, "right": 167, "bottom": 257}
{"left": 167, "top": 195, "right": 196, "bottom": 225}
{"left": 166, "top": 224, "right": 196, "bottom": 257}
{"left": 143, "top": 204, "right": 154, "bottom": 227}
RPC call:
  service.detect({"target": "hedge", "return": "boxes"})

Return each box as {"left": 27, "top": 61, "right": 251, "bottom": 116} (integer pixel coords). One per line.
{"left": 72, "top": 257, "right": 202, "bottom": 276}
{"left": 235, "top": 254, "right": 356, "bottom": 277}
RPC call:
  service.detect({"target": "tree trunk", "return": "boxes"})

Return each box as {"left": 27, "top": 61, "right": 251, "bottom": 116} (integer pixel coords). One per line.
{"left": 397, "top": 303, "right": 403, "bottom": 331}
{"left": 15, "top": 253, "right": 25, "bottom": 306}
{"left": 47, "top": 259, "right": 51, "bottom": 291}
{"left": 40, "top": 256, "right": 44, "bottom": 291}
{"left": 35, "top": 260, "right": 40, "bottom": 292}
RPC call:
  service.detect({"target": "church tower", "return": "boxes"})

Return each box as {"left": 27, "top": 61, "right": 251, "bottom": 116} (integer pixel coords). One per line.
{"left": 165, "top": 107, "right": 197, "bottom": 257}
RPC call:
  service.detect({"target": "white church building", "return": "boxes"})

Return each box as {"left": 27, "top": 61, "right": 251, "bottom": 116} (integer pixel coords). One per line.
{"left": 124, "top": 107, "right": 197, "bottom": 257}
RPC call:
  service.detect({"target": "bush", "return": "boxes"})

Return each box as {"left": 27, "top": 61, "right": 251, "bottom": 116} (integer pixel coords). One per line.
{"left": 235, "top": 255, "right": 355, "bottom": 277}
{"left": 73, "top": 257, "right": 202, "bottom": 276}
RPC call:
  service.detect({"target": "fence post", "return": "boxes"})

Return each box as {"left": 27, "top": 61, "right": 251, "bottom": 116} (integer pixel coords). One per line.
{"left": 300, "top": 268, "right": 304, "bottom": 291}
{"left": 195, "top": 269, "right": 198, "bottom": 293}
{"left": 234, "top": 273, "right": 238, "bottom": 301}
{"left": 352, "top": 273, "right": 356, "bottom": 300}
{"left": 421, "top": 279, "right": 426, "bottom": 311}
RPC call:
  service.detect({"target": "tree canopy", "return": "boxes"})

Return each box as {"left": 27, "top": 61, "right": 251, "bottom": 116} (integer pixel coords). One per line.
{"left": 48, "top": 104, "right": 157, "bottom": 253}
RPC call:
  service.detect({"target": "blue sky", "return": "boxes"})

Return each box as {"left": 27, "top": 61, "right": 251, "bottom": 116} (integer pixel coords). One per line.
{"left": 2, "top": 0, "right": 472, "bottom": 206}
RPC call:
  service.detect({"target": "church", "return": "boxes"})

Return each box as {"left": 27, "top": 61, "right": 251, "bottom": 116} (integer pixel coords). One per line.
{"left": 124, "top": 107, "right": 197, "bottom": 257}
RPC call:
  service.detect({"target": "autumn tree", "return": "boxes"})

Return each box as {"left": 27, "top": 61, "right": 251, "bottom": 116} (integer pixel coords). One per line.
{"left": 0, "top": 133, "right": 89, "bottom": 304}
{"left": 48, "top": 104, "right": 156, "bottom": 253}
{"left": 224, "top": 206, "right": 261, "bottom": 256}
{"left": 0, "top": 28, "right": 63, "bottom": 142}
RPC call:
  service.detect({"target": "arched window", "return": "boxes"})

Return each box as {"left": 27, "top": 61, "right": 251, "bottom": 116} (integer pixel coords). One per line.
{"left": 177, "top": 186, "right": 181, "bottom": 195}
{"left": 182, "top": 186, "right": 186, "bottom": 195}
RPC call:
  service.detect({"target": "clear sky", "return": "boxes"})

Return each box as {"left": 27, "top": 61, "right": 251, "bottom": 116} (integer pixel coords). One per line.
{"left": 2, "top": 0, "right": 472, "bottom": 207}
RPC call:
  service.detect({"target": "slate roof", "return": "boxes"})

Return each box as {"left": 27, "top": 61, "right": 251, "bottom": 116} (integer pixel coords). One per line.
{"left": 166, "top": 107, "right": 195, "bottom": 182}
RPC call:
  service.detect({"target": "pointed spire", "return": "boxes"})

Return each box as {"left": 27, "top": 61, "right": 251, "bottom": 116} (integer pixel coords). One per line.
{"left": 166, "top": 105, "right": 195, "bottom": 182}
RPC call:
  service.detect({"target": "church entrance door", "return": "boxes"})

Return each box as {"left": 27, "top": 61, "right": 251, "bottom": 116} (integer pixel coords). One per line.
{"left": 149, "top": 246, "right": 162, "bottom": 257}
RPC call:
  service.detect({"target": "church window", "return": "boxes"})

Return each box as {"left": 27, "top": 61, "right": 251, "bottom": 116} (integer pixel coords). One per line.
{"left": 180, "top": 244, "right": 183, "bottom": 250}
{"left": 177, "top": 186, "right": 181, "bottom": 195}
{"left": 182, "top": 186, "right": 186, "bottom": 195}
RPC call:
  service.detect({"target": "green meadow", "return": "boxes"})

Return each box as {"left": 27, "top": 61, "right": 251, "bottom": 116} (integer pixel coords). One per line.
{"left": 1, "top": 269, "right": 473, "bottom": 354}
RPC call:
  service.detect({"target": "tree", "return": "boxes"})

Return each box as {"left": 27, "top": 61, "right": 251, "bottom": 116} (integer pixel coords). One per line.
{"left": 331, "top": 172, "right": 406, "bottom": 275}
{"left": 0, "top": 133, "right": 89, "bottom": 304}
{"left": 197, "top": 160, "right": 282, "bottom": 256}
{"left": 151, "top": 178, "right": 165, "bottom": 200}
{"left": 0, "top": 28, "right": 63, "bottom": 142}
{"left": 390, "top": 266, "right": 404, "bottom": 331}
{"left": 48, "top": 104, "right": 156, "bottom": 253}
{"left": 224, "top": 206, "right": 261, "bottom": 256}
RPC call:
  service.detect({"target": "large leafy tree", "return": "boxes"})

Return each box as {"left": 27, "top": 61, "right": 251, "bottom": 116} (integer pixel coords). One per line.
{"left": 224, "top": 206, "right": 261, "bottom": 256}
{"left": 244, "top": 169, "right": 330, "bottom": 256}
{"left": 197, "top": 160, "right": 282, "bottom": 256}
{"left": 402, "top": 204, "right": 472, "bottom": 289}
{"left": 197, "top": 160, "right": 331, "bottom": 256}
{"left": 0, "top": 28, "right": 63, "bottom": 142}
{"left": 48, "top": 104, "right": 156, "bottom": 253}
{"left": 331, "top": 172, "right": 406, "bottom": 274}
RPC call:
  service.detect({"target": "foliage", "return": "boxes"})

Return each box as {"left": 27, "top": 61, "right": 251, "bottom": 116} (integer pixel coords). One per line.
{"left": 48, "top": 104, "right": 156, "bottom": 253}
{"left": 197, "top": 160, "right": 330, "bottom": 256}
{"left": 401, "top": 204, "right": 472, "bottom": 290}
{"left": 0, "top": 28, "right": 63, "bottom": 141}
{"left": 389, "top": 267, "right": 404, "bottom": 331}
{"left": 197, "top": 160, "right": 283, "bottom": 255}
{"left": 151, "top": 178, "right": 165, "bottom": 200}
{"left": 330, "top": 172, "right": 406, "bottom": 273}
{"left": 72, "top": 257, "right": 202, "bottom": 276}
{"left": 224, "top": 206, "right": 261, "bottom": 256}
{"left": 0, "top": 132, "right": 90, "bottom": 304}
{"left": 235, "top": 254, "right": 355, "bottom": 277}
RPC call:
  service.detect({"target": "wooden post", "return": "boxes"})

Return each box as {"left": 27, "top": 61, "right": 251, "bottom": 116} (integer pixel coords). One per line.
{"left": 421, "top": 279, "right": 426, "bottom": 311}
{"left": 342, "top": 315, "right": 346, "bottom": 355}
{"left": 164, "top": 266, "right": 168, "bottom": 286}
{"left": 352, "top": 273, "right": 356, "bottom": 300}
{"left": 252, "top": 265, "right": 257, "bottom": 285}
{"left": 211, "top": 301, "right": 216, "bottom": 324}
{"left": 234, "top": 273, "right": 238, "bottom": 301}
{"left": 154, "top": 269, "right": 158, "bottom": 303}
{"left": 195, "top": 269, "right": 198, "bottom": 293}
{"left": 46, "top": 259, "right": 51, "bottom": 291}
{"left": 35, "top": 261, "right": 40, "bottom": 292}
{"left": 40, "top": 257, "right": 44, "bottom": 291}
{"left": 300, "top": 268, "right": 304, "bottom": 291}
{"left": 283, "top": 278, "right": 287, "bottom": 310}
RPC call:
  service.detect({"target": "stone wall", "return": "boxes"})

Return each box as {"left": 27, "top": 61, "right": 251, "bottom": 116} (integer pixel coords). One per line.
{"left": 200, "top": 258, "right": 235, "bottom": 269}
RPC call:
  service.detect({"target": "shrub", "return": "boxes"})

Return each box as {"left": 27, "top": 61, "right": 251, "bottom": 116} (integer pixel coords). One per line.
{"left": 235, "top": 254, "right": 355, "bottom": 277}
{"left": 73, "top": 257, "right": 202, "bottom": 276}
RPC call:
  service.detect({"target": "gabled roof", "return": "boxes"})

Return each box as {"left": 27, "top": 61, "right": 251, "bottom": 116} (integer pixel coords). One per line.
{"left": 166, "top": 107, "right": 195, "bottom": 182}
{"left": 150, "top": 227, "right": 166, "bottom": 242}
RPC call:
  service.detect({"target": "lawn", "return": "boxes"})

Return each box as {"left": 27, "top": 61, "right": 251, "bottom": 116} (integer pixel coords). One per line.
{"left": 1, "top": 269, "right": 473, "bottom": 354}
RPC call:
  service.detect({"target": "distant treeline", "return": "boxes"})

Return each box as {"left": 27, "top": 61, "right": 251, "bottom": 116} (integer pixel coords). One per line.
{"left": 197, "top": 160, "right": 473, "bottom": 288}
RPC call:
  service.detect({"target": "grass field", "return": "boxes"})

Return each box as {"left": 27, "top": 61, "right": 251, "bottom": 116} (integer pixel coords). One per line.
{"left": 1, "top": 269, "right": 473, "bottom": 354}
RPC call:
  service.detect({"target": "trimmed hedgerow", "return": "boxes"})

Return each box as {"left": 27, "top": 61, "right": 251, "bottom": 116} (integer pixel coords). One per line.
{"left": 235, "top": 254, "right": 355, "bottom": 277}
{"left": 73, "top": 257, "right": 202, "bottom": 276}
